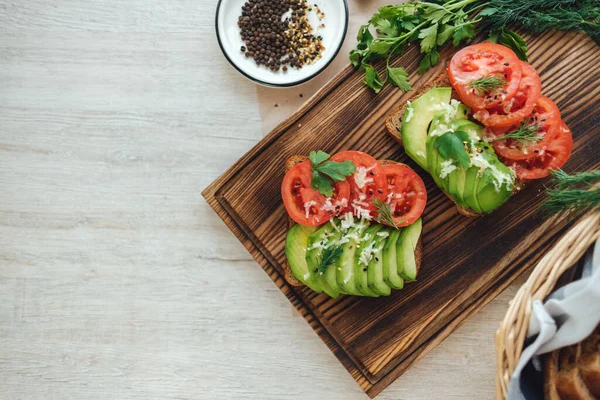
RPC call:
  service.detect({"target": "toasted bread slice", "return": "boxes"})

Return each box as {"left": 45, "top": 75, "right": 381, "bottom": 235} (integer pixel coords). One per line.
{"left": 555, "top": 342, "right": 595, "bottom": 400}
{"left": 579, "top": 325, "right": 600, "bottom": 397}
{"left": 283, "top": 156, "right": 423, "bottom": 290}
{"left": 545, "top": 350, "right": 562, "bottom": 400}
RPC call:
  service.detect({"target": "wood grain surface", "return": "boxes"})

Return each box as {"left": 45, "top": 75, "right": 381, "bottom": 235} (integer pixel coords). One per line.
{"left": 1, "top": 1, "right": 596, "bottom": 399}
{"left": 203, "top": 30, "right": 600, "bottom": 398}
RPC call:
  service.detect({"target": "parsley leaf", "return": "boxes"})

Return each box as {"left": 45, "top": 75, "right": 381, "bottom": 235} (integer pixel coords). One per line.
{"left": 387, "top": 67, "right": 412, "bottom": 91}
{"left": 309, "top": 150, "right": 330, "bottom": 166}
{"left": 479, "top": 7, "right": 498, "bottom": 16}
{"left": 373, "top": 18, "right": 399, "bottom": 37}
{"left": 312, "top": 170, "right": 334, "bottom": 197}
{"left": 452, "top": 23, "right": 475, "bottom": 46}
{"left": 356, "top": 24, "right": 373, "bottom": 49}
{"left": 364, "top": 64, "right": 385, "bottom": 93}
{"left": 434, "top": 131, "right": 472, "bottom": 168}
{"left": 309, "top": 150, "right": 356, "bottom": 197}
{"left": 490, "top": 28, "right": 528, "bottom": 61}
{"left": 350, "top": 49, "right": 367, "bottom": 67}
{"left": 418, "top": 50, "right": 440, "bottom": 75}
{"left": 418, "top": 23, "right": 439, "bottom": 53}
{"left": 437, "top": 24, "right": 455, "bottom": 46}
{"left": 370, "top": 41, "right": 392, "bottom": 55}
{"left": 317, "top": 160, "right": 356, "bottom": 182}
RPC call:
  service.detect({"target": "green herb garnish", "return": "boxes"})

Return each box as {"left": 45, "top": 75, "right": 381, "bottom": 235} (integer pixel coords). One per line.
{"left": 434, "top": 130, "right": 472, "bottom": 168}
{"left": 540, "top": 170, "right": 600, "bottom": 215}
{"left": 351, "top": 0, "right": 599, "bottom": 93}
{"left": 491, "top": 122, "right": 543, "bottom": 144}
{"left": 482, "top": 0, "right": 600, "bottom": 40}
{"left": 317, "top": 245, "right": 344, "bottom": 275}
{"left": 310, "top": 151, "right": 356, "bottom": 197}
{"left": 373, "top": 198, "right": 402, "bottom": 229}
{"left": 468, "top": 74, "right": 506, "bottom": 95}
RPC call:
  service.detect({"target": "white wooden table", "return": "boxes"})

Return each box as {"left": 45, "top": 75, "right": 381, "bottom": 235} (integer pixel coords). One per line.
{"left": 0, "top": 1, "right": 523, "bottom": 398}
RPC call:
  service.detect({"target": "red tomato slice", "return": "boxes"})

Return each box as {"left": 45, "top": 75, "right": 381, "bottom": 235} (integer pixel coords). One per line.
{"left": 473, "top": 61, "right": 542, "bottom": 128}
{"left": 381, "top": 164, "right": 427, "bottom": 227}
{"left": 281, "top": 160, "right": 350, "bottom": 226}
{"left": 509, "top": 121, "right": 573, "bottom": 180}
{"left": 488, "top": 96, "right": 561, "bottom": 161}
{"left": 329, "top": 151, "right": 388, "bottom": 217}
{"left": 448, "top": 43, "right": 522, "bottom": 110}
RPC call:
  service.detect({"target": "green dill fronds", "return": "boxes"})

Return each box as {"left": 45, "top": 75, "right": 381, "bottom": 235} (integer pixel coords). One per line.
{"left": 491, "top": 122, "right": 543, "bottom": 144}
{"left": 551, "top": 169, "right": 600, "bottom": 190}
{"left": 540, "top": 170, "right": 600, "bottom": 215}
{"left": 373, "top": 198, "right": 401, "bottom": 229}
{"left": 317, "top": 245, "right": 344, "bottom": 275}
{"left": 468, "top": 74, "right": 506, "bottom": 95}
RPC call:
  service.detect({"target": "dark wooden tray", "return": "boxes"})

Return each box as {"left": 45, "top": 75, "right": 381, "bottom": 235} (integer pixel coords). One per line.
{"left": 202, "top": 31, "right": 600, "bottom": 398}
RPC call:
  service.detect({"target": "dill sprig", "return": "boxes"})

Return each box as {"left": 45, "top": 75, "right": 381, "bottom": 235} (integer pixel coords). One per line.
{"left": 491, "top": 122, "right": 543, "bottom": 144}
{"left": 317, "top": 245, "right": 344, "bottom": 275}
{"left": 540, "top": 170, "right": 600, "bottom": 215}
{"left": 468, "top": 74, "right": 506, "bottom": 95}
{"left": 373, "top": 198, "right": 402, "bottom": 229}
{"left": 484, "top": 0, "right": 600, "bottom": 39}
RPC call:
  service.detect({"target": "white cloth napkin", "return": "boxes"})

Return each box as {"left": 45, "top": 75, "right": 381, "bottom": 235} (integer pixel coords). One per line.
{"left": 508, "top": 237, "right": 600, "bottom": 399}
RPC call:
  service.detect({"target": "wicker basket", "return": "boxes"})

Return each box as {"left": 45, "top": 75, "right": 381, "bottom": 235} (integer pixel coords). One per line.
{"left": 495, "top": 210, "right": 600, "bottom": 399}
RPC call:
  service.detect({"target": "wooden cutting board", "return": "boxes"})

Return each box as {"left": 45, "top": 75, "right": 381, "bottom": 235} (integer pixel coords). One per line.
{"left": 203, "top": 30, "right": 600, "bottom": 398}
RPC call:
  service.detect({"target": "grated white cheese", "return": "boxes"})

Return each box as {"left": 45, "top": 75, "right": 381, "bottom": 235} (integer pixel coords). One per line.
{"left": 340, "top": 212, "right": 355, "bottom": 230}
{"left": 351, "top": 199, "right": 373, "bottom": 221}
{"left": 358, "top": 239, "right": 377, "bottom": 267}
{"left": 329, "top": 217, "right": 339, "bottom": 232}
{"left": 469, "top": 150, "right": 515, "bottom": 192}
{"left": 321, "top": 197, "right": 348, "bottom": 214}
{"left": 376, "top": 231, "right": 390, "bottom": 238}
{"left": 439, "top": 159, "right": 457, "bottom": 179}
{"left": 405, "top": 100, "right": 414, "bottom": 122}
{"left": 354, "top": 166, "right": 374, "bottom": 189}
{"left": 303, "top": 200, "right": 316, "bottom": 219}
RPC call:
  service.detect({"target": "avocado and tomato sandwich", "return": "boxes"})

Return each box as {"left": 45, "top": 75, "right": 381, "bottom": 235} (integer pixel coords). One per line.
{"left": 281, "top": 150, "right": 427, "bottom": 298}
{"left": 386, "top": 42, "right": 574, "bottom": 216}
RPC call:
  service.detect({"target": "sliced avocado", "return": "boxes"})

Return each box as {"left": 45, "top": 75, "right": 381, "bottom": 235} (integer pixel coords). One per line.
{"left": 397, "top": 218, "right": 422, "bottom": 281}
{"left": 452, "top": 118, "right": 484, "bottom": 141}
{"left": 382, "top": 229, "right": 404, "bottom": 289}
{"left": 463, "top": 166, "right": 483, "bottom": 214}
{"left": 475, "top": 155, "right": 515, "bottom": 213}
{"left": 444, "top": 119, "right": 483, "bottom": 208}
{"left": 447, "top": 166, "right": 468, "bottom": 207}
{"left": 354, "top": 225, "right": 383, "bottom": 297}
{"left": 401, "top": 87, "right": 452, "bottom": 171}
{"left": 285, "top": 224, "right": 322, "bottom": 293}
{"left": 367, "top": 230, "right": 392, "bottom": 296}
{"left": 456, "top": 103, "right": 470, "bottom": 120}
{"left": 337, "top": 224, "right": 369, "bottom": 296}
{"left": 427, "top": 111, "right": 451, "bottom": 190}
{"left": 322, "top": 228, "right": 347, "bottom": 295}
{"left": 305, "top": 224, "right": 341, "bottom": 298}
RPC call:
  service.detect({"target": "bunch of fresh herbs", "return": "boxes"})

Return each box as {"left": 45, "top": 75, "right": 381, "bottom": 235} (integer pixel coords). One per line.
{"left": 540, "top": 170, "right": 600, "bottom": 215}
{"left": 351, "top": 0, "right": 600, "bottom": 93}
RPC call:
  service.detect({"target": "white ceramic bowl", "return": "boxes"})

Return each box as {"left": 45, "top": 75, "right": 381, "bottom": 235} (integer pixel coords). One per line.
{"left": 216, "top": 0, "right": 348, "bottom": 87}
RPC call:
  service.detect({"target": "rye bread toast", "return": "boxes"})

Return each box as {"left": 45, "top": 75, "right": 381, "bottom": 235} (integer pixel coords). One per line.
{"left": 384, "top": 70, "right": 524, "bottom": 218}
{"left": 579, "top": 326, "right": 600, "bottom": 397}
{"left": 283, "top": 155, "right": 423, "bottom": 289}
